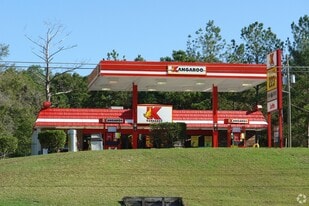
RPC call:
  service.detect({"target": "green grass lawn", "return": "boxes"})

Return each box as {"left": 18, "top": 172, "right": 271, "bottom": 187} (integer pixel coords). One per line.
{"left": 0, "top": 148, "right": 308, "bottom": 206}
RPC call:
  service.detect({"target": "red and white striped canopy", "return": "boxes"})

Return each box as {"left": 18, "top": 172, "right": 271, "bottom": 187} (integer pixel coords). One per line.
{"left": 88, "top": 61, "right": 266, "bottom": 92}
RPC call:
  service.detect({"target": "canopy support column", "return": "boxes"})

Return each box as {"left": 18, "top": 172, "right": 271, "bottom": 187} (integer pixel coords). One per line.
{"left": 132, "top": 83, "right": 138, "bottom": 149}
{"left": 212, "top": 85, "right": 219, "bottom": 147}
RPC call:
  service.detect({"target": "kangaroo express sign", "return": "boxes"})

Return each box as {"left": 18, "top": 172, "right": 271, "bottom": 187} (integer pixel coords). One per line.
{"left": 266, "top": 51, "right": 278, "bottom": 112}
{"left": 137, "top": 105, "right": 173, "bottom": 124}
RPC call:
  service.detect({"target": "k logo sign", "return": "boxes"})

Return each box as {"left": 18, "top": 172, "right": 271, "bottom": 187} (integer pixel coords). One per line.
{"left": 269, "top": 53, "right": 275, "bottom": 65}
{"left": 171, "top": 66, "right": 178, "bottom": 73}
{"left": 137, "top": 105, "right": 173, "bottom": 124}
{"left": 143, "top": 106, "right": 161, "bottom": 120}
{"left": 267, "top": 51, "right": 277, "bottom": 69}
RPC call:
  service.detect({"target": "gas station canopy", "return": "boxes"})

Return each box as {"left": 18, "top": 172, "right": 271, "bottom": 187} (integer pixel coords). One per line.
{"left": 31, "top": 60, "right": 269, "bottom": 154}
{"left": 88, "top": 61, "right": 266, "bottom": 92}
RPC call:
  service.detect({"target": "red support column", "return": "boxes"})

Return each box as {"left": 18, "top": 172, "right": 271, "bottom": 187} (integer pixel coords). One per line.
{"left": 132, "top": 83, "right": 138, "bottom": 149}
{"left": 277, "top": 49, "right": 284, "bottom": 148}
{"left": 267, "top": 113, "right": 272, "bottom": 147}
{"left": 212, "top": 85, "right": 219, "bottom": 147}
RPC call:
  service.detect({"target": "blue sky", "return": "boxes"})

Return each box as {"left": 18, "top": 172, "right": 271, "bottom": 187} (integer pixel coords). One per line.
{"left": 1, "top": 0, "right": 308, "bottom": 75}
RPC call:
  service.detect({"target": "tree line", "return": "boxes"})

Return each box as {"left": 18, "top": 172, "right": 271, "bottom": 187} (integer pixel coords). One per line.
{"left": 0, "top": 15, "right": 308, "bottom": 157}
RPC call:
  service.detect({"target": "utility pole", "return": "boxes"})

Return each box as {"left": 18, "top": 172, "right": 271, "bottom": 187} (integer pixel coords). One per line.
{"left": 286, "top": 56, "right": 292, "bottom": 148}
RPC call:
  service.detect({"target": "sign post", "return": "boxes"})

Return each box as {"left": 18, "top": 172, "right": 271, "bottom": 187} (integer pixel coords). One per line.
{"left": 266, "top": 50, "right": 283, "bottom": 148}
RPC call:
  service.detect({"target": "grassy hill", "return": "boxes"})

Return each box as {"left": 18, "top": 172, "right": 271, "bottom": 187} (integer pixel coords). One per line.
{"left": 0, "top": 148, "right": 308, "bottom": 206}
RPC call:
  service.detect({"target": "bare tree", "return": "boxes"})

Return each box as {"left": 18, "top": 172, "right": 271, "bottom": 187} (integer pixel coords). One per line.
{"left": 26, "top": 22, "right": 79, "bottom": 102}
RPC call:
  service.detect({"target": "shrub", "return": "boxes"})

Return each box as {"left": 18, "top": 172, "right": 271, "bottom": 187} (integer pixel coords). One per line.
{"left": 0, "top": 134, "right": 18, "bottom": 159}
{"left": 150, "top": 122, "right": 187, "bottom": 148}
{"left": 38, "top": 130, "right": 66, "bottom": 153}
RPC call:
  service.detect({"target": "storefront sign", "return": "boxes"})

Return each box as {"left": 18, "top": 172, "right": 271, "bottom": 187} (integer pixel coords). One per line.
{"left": 227, "top": 119, "right": 249, "bottom": 124}
{"left": 167, "top": 65, "right": 206, "bottom": 75}
{"left": 105, "top": 118, "right": 123, "bottom": 123}
{"left": 267, "top": 51, "right": 277, "bottom": 69}
{"left": 137, "top": 105, "right": 172, "bottom": 124}
{"left": 267, "top": 100, "right": 278, "bottom": 113}
{"left": 266, "top": 51, "right": 279, "bottom": 113}
{"left": 267, "top": 89, "right": 278, "bottom": 102}
{"left": 267, "top": 67, "right": 277, "bottom": 91}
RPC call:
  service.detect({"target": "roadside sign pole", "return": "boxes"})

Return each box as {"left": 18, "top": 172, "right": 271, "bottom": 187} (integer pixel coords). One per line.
{"left": 266, "top": 49, "right": 283, "bottom": 148}
{"left": 277, "top": 50, "right": 284, "bottom": 148}
{"left": 267, "top": 113, "right": 272, "bottom": 147}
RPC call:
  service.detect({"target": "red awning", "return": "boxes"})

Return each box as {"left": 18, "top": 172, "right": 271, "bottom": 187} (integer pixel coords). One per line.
{"left": 34, "top": 108, "right": 267, "bottom": 130}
